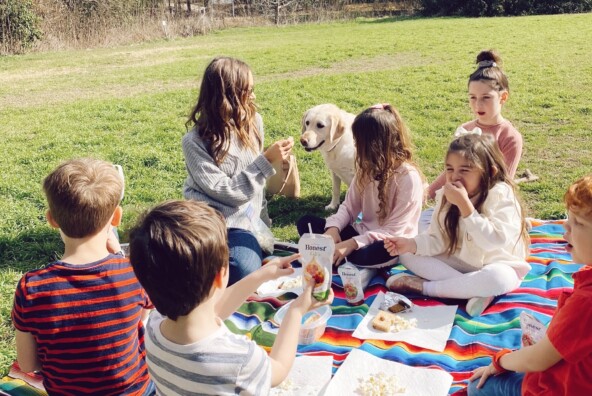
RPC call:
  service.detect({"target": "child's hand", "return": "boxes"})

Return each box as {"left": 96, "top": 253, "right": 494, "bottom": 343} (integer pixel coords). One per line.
{"left": 443, "top": 181, "right": 470, "bottom": 207}
{"left": 264, "top": 137, "right": 294, "bottom": 163}
{"left": 468, "top": 363, "right": 498, "bottom": 389}
{"left": 324, "top": 227, "right": 342, "bottom": 244}
{"left": 261, "top": 254, "right": 299, "bottom": 281}
{"left": 290, "top": 278, "right": 334, "bottom": 316}
{"left": 333, "top": 239, "right": 357, "bottom": 266}
{"left": 443, "top": 181, "right": 475, "bottom": 217}
{"left": 384, "top": 237, "right": 416, "bottom": 256}
{"left": 106, "top": 228, "right": 122, "bottom": 254}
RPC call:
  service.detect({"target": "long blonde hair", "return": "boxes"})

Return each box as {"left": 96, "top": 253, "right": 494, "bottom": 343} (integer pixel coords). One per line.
{"left": 352, "top": 104, "right": 417, "bottom": 224}
{"left": 186, "top": 57, "right": 261, "bottom": 165}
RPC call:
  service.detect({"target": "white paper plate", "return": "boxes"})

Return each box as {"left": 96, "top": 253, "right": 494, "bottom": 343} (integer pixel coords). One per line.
{"left": 323, "top": 349, "right": 452, "bottom": 396}
{"left": 257, "top": 268, "right": 303, "bottom": 297}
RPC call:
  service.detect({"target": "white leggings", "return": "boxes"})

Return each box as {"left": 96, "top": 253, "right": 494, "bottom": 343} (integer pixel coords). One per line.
{"left": 399, "top": 253, "right": 521, "bottom": 299}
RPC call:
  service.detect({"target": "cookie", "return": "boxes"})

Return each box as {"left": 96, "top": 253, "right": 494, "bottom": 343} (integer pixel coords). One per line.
{"left": 371, "top": 310, "right": 393, "bottom": 332}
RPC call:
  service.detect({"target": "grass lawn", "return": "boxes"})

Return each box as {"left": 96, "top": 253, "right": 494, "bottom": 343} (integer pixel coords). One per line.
{"left": 1, "top": 13, "right": 591, "bottom": 375}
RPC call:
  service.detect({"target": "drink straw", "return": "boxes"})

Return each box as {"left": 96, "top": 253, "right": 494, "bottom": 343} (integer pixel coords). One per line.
{"left": 308, "top": 222, "right": 314, "bottom": 237}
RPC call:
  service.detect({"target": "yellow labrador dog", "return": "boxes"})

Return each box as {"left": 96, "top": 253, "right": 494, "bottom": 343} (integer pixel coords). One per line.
{"left": 300, "top": 104, "right": 356, "bottom": 210}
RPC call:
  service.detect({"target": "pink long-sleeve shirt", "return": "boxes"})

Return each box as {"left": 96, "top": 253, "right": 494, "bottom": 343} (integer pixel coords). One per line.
{"left": 428, "top": 119, "right": 523, "bottom": 199}
{"left": 325, "top": 162, "right": 424, "bottom": 249}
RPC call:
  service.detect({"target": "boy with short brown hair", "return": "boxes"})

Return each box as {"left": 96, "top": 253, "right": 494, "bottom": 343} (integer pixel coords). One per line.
{"left": 129, "top": 199, "right": 333, "bottom": 395}
{"left": 12, "top": 158, "right": 154, "bottom": 395}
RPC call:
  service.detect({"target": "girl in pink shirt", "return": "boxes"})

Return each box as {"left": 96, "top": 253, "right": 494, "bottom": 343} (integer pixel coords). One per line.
{"left": 296, "top": 103, "right": 424, "bottom": 268}
{"left": 428, "top": 50, "right": 523, "bottom": 200}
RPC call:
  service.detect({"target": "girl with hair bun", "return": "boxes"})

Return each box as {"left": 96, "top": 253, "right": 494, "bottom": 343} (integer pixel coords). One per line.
{"left": 428, "top": 50, "right": 523, "bottom": 200}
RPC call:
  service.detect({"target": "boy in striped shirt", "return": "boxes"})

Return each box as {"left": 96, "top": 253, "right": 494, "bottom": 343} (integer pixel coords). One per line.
{"left": 12, "top": 158, "right": 154, "bottom": 395}
{"left": 128, "top": 200, "right": 333, "bottom": 395}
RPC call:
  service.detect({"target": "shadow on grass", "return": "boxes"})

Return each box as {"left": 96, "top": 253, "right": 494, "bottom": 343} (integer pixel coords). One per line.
{"left": 267, "top": 192, "right": 345, "bottom": 228}
{"left": 0, "top": 227, "right": 62, "bottom": 273}
{"left": 0, "top": 194, "right": 342, "bottom": 269}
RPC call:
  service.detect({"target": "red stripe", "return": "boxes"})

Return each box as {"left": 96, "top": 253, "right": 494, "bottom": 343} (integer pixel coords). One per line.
{"left": 18, "top": 289, "right": 143, "bottom": 313}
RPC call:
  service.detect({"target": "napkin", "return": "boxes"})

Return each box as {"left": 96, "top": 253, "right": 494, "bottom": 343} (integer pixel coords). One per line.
{"left": 270, "top": 355, "right": 333, "bottom": 395}
{"left": 352, "top": 291, "right": 457, "bottom": 352}
{"left": 324, "top": 348, "right": 452, "bottom": 396}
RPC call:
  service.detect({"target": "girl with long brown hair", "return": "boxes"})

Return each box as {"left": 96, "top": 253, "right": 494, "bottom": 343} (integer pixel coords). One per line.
{"left": 385, "top": 133, "right": 530, "bottom": 317}
{"left": 182, "top": 56, "right": 293, "bottom": 285}
{"left": 297, "top": 103, "right": 424, "bottom": 269}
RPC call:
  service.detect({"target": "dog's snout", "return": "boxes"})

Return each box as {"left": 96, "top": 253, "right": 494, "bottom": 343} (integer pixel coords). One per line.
{"left": 300, "top": 137, "right": 308, "bottom": 147}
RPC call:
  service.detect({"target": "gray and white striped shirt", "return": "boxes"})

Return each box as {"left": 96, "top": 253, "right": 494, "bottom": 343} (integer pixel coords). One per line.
{"left": 182, "top": 114, "right": 274, "bottom": 232}
{"left": 146, "top": 311, "right": 271, "bottom": 395}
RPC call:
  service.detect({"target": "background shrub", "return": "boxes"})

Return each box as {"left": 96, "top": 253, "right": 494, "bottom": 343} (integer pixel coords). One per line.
{"left": 419, "top": 0, "right": 592, "bottom": 16}
{"left": 0, "top": 0, "right": 42, "bottom": 54}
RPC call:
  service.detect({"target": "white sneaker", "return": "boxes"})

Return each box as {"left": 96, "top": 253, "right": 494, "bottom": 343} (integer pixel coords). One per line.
{"left": 466, "top": 296, "right": 494, "bottom": 317}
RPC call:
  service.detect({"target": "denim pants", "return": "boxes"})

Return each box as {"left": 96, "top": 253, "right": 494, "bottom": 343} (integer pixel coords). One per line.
{"left": 296, "top": 215, "right": 395, "bottom": 268}
{"left": 228, "top": 227, "right": 263, "bottom": 285}
{"left": 466, "top": 371, "right": 524, "bottom": 396}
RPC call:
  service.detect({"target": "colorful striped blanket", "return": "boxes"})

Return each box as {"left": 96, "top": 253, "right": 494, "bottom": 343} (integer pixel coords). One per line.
{"left": 226, "top": 220, "right": 579, "bottom": 395}
{"left": 1, "top": 220, "right": 577, "bottom": 395}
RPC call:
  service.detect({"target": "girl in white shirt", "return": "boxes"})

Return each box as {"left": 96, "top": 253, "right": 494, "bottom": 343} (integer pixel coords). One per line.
{"left": 297, "top": 103, "right": 424, "bottom": 268}
{"left": 384, "top": 133, "right": 530, "bottom": 316}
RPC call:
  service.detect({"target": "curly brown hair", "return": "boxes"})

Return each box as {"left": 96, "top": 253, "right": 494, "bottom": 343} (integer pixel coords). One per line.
{"left": 352, "top": 104, "right": 418, "bottom": 224}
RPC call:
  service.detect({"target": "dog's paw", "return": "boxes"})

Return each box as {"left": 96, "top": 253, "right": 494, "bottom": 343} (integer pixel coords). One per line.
{"left": 324, "top": 203, "right": 339, "bottom": 211}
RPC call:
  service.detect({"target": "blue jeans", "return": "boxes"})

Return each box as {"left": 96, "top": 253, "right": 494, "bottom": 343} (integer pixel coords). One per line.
{"left": 228, "top": 228, "right": 262, "bottom": 285}
{"left": 296, "top": 215, "right": 395, "bottom": 268}
{"left": 467, "top": 371, "right": 524, "bottom": 396}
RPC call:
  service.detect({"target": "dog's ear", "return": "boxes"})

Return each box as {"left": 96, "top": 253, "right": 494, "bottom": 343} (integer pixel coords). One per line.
{"left": 332, "top": 112, "right": 346, "bottom": 141}
{"left": 301, "top": 110, "right": 309, "bottom": 133}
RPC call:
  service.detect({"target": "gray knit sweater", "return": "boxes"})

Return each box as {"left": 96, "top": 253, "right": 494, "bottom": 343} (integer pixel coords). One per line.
{"left": 182, "top": 114, "right": 275, "bottom": 232}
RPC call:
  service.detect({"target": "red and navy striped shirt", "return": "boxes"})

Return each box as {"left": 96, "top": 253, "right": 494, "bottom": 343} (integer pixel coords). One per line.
{"left": 12, "top": 254, "right": 153, "bottom": 395}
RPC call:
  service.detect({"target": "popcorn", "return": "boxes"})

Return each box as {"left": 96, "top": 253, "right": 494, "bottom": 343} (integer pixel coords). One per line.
{"left": 357, "top": 372, "right": 406, "bottom": 395}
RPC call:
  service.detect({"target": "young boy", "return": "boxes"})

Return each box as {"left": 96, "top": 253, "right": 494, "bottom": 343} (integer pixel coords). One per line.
{"left": 128, "top": 199, "right": 334, "bottom": 395}
{"left": 12, "top": 158, "right": 154, "bottom": 395}
{"left": 468, "top": 174, "right": 592, "bottom": 396}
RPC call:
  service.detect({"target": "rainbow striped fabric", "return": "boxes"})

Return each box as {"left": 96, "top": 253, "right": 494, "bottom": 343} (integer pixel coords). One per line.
{"left": 226, "top": 220, "right": 579, "bottom": 395}
{"left": 1, "top": 220, "right": 576, "bottom": 395}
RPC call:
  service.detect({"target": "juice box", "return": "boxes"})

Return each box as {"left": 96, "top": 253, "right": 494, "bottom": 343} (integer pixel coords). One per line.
{"left": 338, "top": 262, "right": 364, "bottom": 306}
{"left": 298, "top": 233, "right": 334, "bottom": 301}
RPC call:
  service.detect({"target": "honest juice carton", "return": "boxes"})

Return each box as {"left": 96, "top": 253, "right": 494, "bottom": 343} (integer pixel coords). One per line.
{"left": 298, "top": 233, "right": 334, "bottom": 301}
{"left": 338, "top": 262, "right": 364, "bottom": 306}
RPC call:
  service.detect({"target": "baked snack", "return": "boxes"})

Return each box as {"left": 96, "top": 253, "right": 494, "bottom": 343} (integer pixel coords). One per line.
{"left": 371, "top": 310, "right": 394, "bottom": 332}
{"left": 388, "top": 301, "right": 409, "bottom": 313}
{"left": 372, "top": 310, "right": 417, "bottom": 333}
{"left": 380, "top": 292, "right": 413, "bottom": 313}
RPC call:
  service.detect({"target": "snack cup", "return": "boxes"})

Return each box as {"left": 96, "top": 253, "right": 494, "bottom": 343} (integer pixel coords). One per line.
{"left": 274, "top": 303, "right": 332, "bottom": 345}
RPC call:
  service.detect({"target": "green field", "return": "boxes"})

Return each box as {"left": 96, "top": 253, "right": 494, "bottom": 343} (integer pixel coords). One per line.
{"left": 1, "top": 13, "right": 591, "bottom": 375}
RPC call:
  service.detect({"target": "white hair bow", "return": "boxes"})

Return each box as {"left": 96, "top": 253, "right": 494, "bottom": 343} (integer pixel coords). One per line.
{"left": 454, "top": 126, "right": 482, "bottom": 138}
